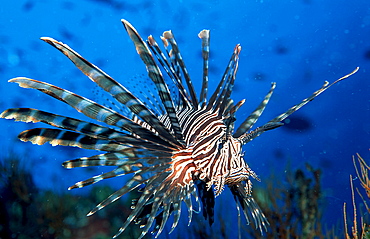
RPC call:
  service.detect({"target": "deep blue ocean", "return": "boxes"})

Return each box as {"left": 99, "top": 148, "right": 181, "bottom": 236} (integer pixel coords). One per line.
{"left": 0, "top": 0, "right": 369, "bottom": 238}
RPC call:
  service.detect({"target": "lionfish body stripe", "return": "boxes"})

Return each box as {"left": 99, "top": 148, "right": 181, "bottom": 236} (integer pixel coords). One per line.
{"left": 0, "top": 19, "right": 358, "bottom": 238}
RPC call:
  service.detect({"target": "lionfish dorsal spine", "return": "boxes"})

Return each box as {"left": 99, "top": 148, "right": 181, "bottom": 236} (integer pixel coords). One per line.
{"left": 207, "top": 44, "right": 241, "bottom": 112}
{"left": 160, "top": 35, "right": 189, "bottom": 108}
{"left": 198, "top": 29, "right": 210, "bottom": 108}
{"left": 121, "top": 19, "right": 185, "bottom": 146}
{"left": 234, "top": 82, "right": 276, "bottom": 138}
{"left": 147, "top": 35, "right": 192, "bottom": 109}
{"left": 162, "top": 30, "right": 199, "bottom": 108}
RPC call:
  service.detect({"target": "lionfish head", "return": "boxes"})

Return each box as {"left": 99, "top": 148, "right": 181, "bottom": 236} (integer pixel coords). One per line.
{"left": 0, "top": 18, "right": 358, "bottom": 238}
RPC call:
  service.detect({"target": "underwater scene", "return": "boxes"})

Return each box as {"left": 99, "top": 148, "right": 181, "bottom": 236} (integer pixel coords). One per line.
{"left": 0, "top": 0, "right": 369, "bottom": 238}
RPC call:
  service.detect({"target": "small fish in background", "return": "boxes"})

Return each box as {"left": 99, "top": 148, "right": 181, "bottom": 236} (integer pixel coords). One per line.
{"left": 0, "top": 19, "right": 358, "bottom": 238}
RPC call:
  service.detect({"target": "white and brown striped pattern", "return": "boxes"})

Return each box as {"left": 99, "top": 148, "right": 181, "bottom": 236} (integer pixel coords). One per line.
{"left": 0, "top": 18, "right": 358, "bottom": 239}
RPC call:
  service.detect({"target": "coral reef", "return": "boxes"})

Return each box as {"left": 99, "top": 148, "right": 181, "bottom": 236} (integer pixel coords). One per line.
{"left": 242, "top": 164, "right": 324, "bottom": 239}
{"left": 344, "top": 153, "right": 370, "bottom": 239}
{"left": 0, "top": 156, "right": 144, "bottom": 239}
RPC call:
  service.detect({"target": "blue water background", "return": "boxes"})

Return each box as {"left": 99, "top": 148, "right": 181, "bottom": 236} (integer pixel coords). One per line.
{"left": 0, "top": 0, "right": 369, "bottom": 237}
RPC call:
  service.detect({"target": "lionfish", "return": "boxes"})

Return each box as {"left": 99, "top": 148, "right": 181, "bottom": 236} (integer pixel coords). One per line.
{"left": 1, "top": 19, "right": 358, "bottom": 238}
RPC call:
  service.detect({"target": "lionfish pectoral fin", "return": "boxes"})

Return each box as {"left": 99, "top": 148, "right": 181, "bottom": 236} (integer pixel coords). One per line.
{"left": 41, "top": 37, "right": 181, "bottom": 148}
{"left": 8, "top": 77, "right": 174, "bottom": 147}
{"left": 105, "top": 161, "right": 197, "bottom": 238}
{"left": 17, "top": 128, "right": 129, "bottom": 152}
{"left": 0, "top": 108, "right": 170, "bottom": 151}
{"left": 88, "top": 163, "right": 170, "bottom": 219}
{"left": 68, "top": 165, "right": 141, "bottom": 190}
{"left": 87, "top": 174, "right": 148, "bottom": 216}
{"left": 87, "top": 173, "right": 150, "bottom": 217}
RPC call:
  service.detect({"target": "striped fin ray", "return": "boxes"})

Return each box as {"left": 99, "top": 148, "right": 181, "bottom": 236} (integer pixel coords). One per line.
{"left": 110, "top": 151, "right": 197, "bottom": 238}
{"left": 162, "top": 30, "right": 199, "bottom": 107}
{"left": 88, "top": 175, "right": 149, "bottom": 217}
{"left": 113, "top": 172, "right": 170, "bottom": 238}
{"left": 136, "top": 182, "right": 197, "bottom": 238}
{"left": 147, "top": 35, "right": 192, "bottom": 108}
{"left": 207, "top": 44, "right": 241, "bottom": 110}
{"left": 8, "top": 77, "right": 171, "bottom": 145}
{"left": 198, "top": 30, "right": 210, "bottom": 108}
{"left": 113, "top": 172, "right": 196, "bottom": 239}
{"left": 239, "top": 122, "right": 284, "bottom": 145}
{"left": 88, "top": 164, "right": 171, "bottom": 217}
{"left": 68, "top": 164, "right": 145, "bottom": 190}
{"left": 138, "top": 182, "right": 199, "bottom": 238}
{"left": 151, "top": 191, "right": 178, "bottom": 237}
{"left": 121, "top": 19, "right": 185, "bottom": 145}
{"left": 18, "top": 128, "right": 130, "bottom": 152}
{"left": 229, "top": 182, "right": 268, "bottom": 235}
{"left": 162, "top": 37, "right": 186, "bottom": 108}
{"left": 136, "top": 180, "right": 178, "bottom": 238}
{"left": 228, "top": 99, "right": 246, "bottom": 118}
{"left": 68, "top": 160, "right": 170, "bottom": 190}
{"left": 62, "top": 151, "right": 172, "bottom": 168}
{"left": 223, "top": 100, "right": 246, "bottom": 137}
{"left": 216, "top": 65, "right": 238, "bottom": 116}
{"left": 267, "top": 67, "right": 359, "bottom": 124}
{"left": 140, "top": 186, "right": 196, "bottom": 238}
{"left": 41, "top": 37, "right": 179, "bottom": 147}
{"left": 160, "top": 35, "right": 182, "bottom": 84}
{"left": 1, "top": 108, "right": 174, "bottom": 151}
{"left": 238, "top": 67, "right": 359, "bottom": 143}
{"left": 234, "top": 83, "right": 276, "bottom": 138}
{"left": 216, "top": 45, "right": 241, "bottom": 116}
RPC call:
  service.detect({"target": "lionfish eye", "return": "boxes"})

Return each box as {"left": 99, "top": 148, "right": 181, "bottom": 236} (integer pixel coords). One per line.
{"left": 0, "top": 18, "right": 358, "bottom": 239}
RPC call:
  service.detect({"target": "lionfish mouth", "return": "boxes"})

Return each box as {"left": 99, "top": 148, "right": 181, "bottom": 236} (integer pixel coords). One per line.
{"left": 0, "top": 19, "right": 358, "bottom": 238}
